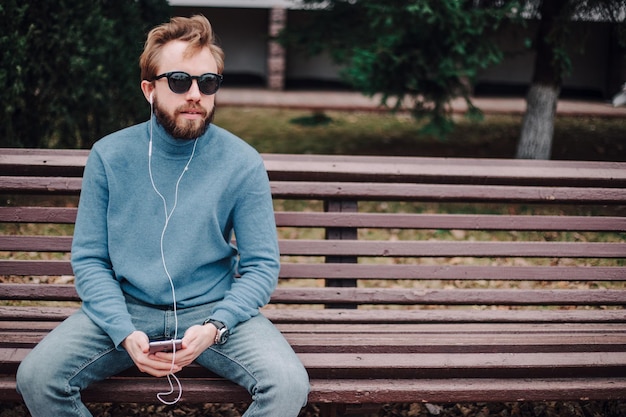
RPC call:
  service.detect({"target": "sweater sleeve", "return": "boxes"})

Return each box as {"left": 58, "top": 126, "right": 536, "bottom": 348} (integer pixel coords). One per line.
{"left": 71, "top": 149, "right": 136, "bottom": 348}
{"left": 208, "top": 160, "right": 280, "bottom": 330}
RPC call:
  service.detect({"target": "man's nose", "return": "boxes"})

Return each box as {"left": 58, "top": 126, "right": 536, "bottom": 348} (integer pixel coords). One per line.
{"left": 185, "top": 79, "right": 202, "bottom": 100}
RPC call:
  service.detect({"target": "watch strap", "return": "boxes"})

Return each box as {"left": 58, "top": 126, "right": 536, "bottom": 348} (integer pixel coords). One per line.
{"left": 203, "top": 319, "right": 229, "bottom": 344}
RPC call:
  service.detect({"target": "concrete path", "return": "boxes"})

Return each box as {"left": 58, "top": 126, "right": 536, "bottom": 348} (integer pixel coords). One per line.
{"left": 217, "top": 87, "right": 626, "bottom": 117}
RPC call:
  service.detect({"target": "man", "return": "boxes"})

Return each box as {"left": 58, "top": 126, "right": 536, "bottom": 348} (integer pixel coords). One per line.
{"left": 17, "top": 15, "right": 310, "bottom": 417}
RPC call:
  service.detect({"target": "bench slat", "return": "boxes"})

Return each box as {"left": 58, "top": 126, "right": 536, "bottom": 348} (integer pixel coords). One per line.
{"left": 275, "top": 212, "right": 626, "bottom": 231}
{"left": 0, "top": 348, "right": 623, "bottom": 378}
{"left": 0, "top": 320, "right": 623, "bottom": 333}
{"left": 3, "top": 260, "right": 626, "bottom": 281}
{"left": 2, "top": 328, "right": 623, "bottom": 354}
{"left": 298, "top": 351, "right": 626, "bottom": 379}
{"left": 0, "top": 376, "right": 623, "bottom": 403}
{"left": 1, "top": 284, "right": 623, "bottom": 305}
{"left": 0, "top": 260, "right": 73, "bottom": 275}
{"left": 6, "top": 150, "right": 626, "bottom": 187}
{"left": 6, "top": 150, "right": 626, "bottom": 186}
{"left": 4, "top": 177, "right": 625, "bottom": 204}
{"left": 279, "top": 239, "right": 626, "bottom": 258}
{"left": 263, "top": 153, "right": 626, "bottom": 187}
{"left": 5, "top": 237, "right": 624, "bottom": 257}
{"left": 0, "top": 207, "right": 77, "bottom": 224}
{"left": 270, "top": 288, "right": 626, "bottom": 306}
{"left": 270, "top": 181, "right": 626, "bottom": 204}
{"left": 0, "top": 176, "right": 82, "bottom": 194}
{"left": 1, "top": 306, "right": 624, "bottom": 324}
{"left": 0, "top": 235, "right": 72, "bottom": 251}
{"left": 0, "top": 149, "right": 88, "bottom": 177}
{"left": 279, "top": 263, "right": 626, "bottom": 280}
{"left": 2, "top": 208, "right": 624, "bottom": 232}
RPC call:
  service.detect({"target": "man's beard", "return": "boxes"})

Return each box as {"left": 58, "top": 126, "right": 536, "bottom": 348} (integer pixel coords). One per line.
{"left": 154, "top": 100, "right": 215, "bottom": 140}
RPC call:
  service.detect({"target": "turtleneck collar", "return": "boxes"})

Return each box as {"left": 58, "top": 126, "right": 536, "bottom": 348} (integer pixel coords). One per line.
{"left": 150, "top": 118, "right": 208, "bottom": 158}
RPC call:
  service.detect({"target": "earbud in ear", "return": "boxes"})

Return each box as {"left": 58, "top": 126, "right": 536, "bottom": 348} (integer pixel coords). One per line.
{"left": 149, "top": 91, "right": 154, "bottom": 105}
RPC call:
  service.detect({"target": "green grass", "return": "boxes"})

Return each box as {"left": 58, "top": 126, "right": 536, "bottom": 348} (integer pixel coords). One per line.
{"left": 214, "top": 107, "right": 626, "bottom": 161}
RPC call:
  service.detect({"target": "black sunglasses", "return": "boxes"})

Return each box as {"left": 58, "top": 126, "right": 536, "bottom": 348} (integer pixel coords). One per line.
{"left": 151, "top": 71, "right": 223, "bottom": 96}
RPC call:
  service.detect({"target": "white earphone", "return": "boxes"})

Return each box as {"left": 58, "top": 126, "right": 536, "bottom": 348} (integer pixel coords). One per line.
{"left": 146, "top": 93, "right": 197, "bottom": 404}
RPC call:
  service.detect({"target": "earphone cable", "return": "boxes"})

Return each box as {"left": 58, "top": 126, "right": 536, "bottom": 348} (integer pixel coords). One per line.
{"left": 148, "top": 105, "right": 197, "bottom": 405}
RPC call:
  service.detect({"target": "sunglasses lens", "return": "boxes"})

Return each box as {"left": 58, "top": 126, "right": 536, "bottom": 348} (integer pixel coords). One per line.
{"left": 198, "top": 74, "right": 221, "bottom": 95}
{"left": 167, "top": 72, "right": 192, "bottom": 94}
{"left": 158, "top": 72, "right": 221, "bottom": 95}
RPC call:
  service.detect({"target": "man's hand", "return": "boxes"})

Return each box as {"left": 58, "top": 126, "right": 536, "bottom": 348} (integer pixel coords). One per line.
{"left": 153, "top": 324, "right": 216, "bottom": 368}
{"left": 122, "top": 331, "right": 182, "bottom": 377}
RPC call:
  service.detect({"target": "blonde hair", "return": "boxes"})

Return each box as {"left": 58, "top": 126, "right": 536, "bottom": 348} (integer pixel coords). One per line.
{"left": 140, "top": 15, "right": 225, "bottom": 81}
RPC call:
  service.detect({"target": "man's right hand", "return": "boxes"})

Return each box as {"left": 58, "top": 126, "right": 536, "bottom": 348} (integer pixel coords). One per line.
{"left": 122, "top": 331, "right": 182, "bottom": 377}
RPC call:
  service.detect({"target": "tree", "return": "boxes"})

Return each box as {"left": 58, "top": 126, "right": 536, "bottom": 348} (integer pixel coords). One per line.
{"left": 516, "top": 0, "right": 626, "bottom": 159}
{"left": 0, "top": 0, "right": 170, "bottom": 149}
{"left": 281, "top": 0, "right": 515, "bottom": 137}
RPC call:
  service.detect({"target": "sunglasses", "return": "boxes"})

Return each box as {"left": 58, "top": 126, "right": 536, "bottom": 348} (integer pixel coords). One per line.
{"left": 151, "top": 71, "right": 223, "bottom": 96}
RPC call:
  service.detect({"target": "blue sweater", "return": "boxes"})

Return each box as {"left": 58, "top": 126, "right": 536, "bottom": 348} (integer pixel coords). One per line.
{"left": 71, "top": 120, "right": 280, "bottom": 348}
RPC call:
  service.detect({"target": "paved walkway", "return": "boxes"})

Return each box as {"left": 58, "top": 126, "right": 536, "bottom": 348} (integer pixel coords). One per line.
{"left": 218, "top": 87, "right": 626, "bottom": 117}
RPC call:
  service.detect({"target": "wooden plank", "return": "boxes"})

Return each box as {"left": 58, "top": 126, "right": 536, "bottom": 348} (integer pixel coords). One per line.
{"left": 0, "top": 260, "right": 73, "bottom": 276}
{"left": 2, "top": 209, "right": 624, "bottom": 232}
{"left": 0, "top": 376, "right": 617, "bottom": 403}
{"left": 263, "top": 153, "right": 626, "bottom": 188}
{"left": 269, "top": 288, "right": 626, "bottom": 306}
{"left": 294, "top": 351, "right": 626, "bottom": 379}
{"left": 0, "top": 306, "right": 77, "bottom": 321}
{"left": 279, "top": 240, "right": 626, "bottom": 258}
{"left": 0, "top": 284, "right": 78, "bottom": 301}
{"left": 0, "top": 176, "right": 82, "bottom": 194}
{"left": 0, "top": 149, "right": 88, "bottom": 176}
{"left": 0, "top": 207, "right": 77, "bottom": 223}
{"left": 5, "top": 176, "right": 624, "bottom": 203}
{"left": 279, "top": 263, "right": 626, "bottom": 281}
{"left": 283, "top": 334, "right": 626, "bottom": 354}
{"left": 3, "top": 321, "right": 624, "bottom": 334}
{"left": 2, "top": 320, "right": 622, "bottom": 334}
{"left": 2, "top": 259, "right": 625, "bottom": 281}
{"left": 0, "top": 235, "right": 72, "bottom": 252}
{"left": 1, "top": 284, "right": 624, "bottom": 306}
{"left": 306, "top": 377, "right": 626, "bottom": 403}
{"left": 275, "top": 212, "right": 626, "bottom": 232}
{"left": 270, "top": 181, "right": 626, "bottom": 204}
{"left": 4, "top": 327, "right": 623, "bottom": 354}
{"left": 218, "top": 308, "right": 626, "bottom": 324}
{"left": 1, "top": 306, "right": 624, "bottom": 325}
{"left": 277, "top": 322, "right": 626, "bottom": 334}
{"left": 4, "top": 149, "right": 626, "bottom": 187}
{"left": 0, "top": 348, "right": 623, "bottom": 378}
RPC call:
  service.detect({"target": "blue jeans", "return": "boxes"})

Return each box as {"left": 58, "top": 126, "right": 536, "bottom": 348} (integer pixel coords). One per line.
{"left": 16, "top": 299, "right": 310, "bottom": 417}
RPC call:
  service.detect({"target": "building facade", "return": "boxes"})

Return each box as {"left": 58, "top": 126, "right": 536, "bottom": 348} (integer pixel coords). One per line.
{"left": 170, "top": 0, "right": 625, "bottom": 99}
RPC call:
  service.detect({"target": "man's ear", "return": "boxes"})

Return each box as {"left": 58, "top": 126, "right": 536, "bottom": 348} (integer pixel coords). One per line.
{"left": 141, "top": 80, "right": 154, "bottom": 104}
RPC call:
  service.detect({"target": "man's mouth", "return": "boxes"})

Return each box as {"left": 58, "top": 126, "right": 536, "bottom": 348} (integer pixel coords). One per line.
{"left": 178, "top": 107, "right": 206, "bottom": 119}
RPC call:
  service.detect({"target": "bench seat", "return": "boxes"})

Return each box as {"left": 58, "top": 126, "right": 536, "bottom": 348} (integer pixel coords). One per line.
{"left": 1, "top": 149, "right": 625, "bottom": 415}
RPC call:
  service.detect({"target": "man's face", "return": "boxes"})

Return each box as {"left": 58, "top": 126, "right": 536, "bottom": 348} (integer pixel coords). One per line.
{"left": 145, "top": 40, "right": 218, "bottom": 140}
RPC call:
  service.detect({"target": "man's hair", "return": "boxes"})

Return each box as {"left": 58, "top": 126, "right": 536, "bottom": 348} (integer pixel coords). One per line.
{"left": 140, "top": 15, "right": 225, "bottom": 81}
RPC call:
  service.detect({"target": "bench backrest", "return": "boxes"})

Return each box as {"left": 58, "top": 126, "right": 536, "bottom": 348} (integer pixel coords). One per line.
{"left": 1, "top": 149, "right": 625, "bottom": 325}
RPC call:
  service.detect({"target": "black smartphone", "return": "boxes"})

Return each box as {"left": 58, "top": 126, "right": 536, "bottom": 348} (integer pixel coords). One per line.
{"left": 148, "top": 339, "right": 183, "bottom": 353}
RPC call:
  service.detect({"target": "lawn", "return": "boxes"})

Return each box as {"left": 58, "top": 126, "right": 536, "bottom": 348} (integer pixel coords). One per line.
{"left": 214, "top": 107, "right": 626, "bottom": 161}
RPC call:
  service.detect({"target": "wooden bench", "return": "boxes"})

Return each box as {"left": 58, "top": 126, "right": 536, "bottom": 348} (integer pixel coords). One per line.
{"left": 1, "top": 148, "right": 625, "bottom": 416}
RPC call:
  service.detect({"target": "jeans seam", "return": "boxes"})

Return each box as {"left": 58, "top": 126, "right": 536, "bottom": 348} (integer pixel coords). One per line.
{"left": 66, "top": 345, "right": 119, "bottom": 413}
{"left": 209, "top": 345, "right": 260, "bottom": 388}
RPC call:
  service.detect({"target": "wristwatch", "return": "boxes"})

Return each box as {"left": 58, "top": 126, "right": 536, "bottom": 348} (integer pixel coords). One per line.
{"left": 203, "top": 318, "right": 229, "bottom": 345}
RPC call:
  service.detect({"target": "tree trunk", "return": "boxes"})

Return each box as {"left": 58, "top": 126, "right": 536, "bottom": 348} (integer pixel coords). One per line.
{"left": 516, "top": 83, "right": 559, "bottom": 159}
{"left": 516, "top": 0, "right": 569, "bottom": 160}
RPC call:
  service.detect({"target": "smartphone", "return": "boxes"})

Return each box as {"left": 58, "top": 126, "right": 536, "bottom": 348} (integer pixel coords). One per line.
{"left": 149, "top": 339, "right": 183, "bottom": 353}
